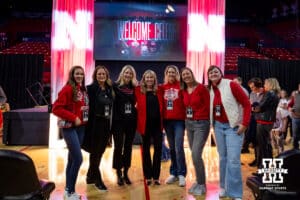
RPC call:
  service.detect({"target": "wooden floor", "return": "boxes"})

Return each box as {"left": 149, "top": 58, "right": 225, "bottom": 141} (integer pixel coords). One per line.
{"left": 0, "top": 134, "right": 294, "bottom": 200}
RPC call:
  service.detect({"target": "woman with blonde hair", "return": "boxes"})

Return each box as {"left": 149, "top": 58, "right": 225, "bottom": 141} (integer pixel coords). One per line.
{"left": 135, "top": 70, "right": 164, "bottom": 185}
{"left": 112, "top": 65, "right": 138, "bottom": 186}
{"left": 162, "top": 65, "right": 187, "bottom": 187}
{"left": 252, "top": 77, "right": 280, "bottom": 169}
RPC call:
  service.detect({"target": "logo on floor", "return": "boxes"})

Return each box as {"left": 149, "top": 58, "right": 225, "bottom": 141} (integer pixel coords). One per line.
{"left": 258, "top": 158, "right": 288, "bottom": 190}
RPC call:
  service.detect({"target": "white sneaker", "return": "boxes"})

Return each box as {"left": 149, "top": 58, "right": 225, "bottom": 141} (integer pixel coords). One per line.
{"left": 219, "top": 188, "right": 226, "bottom": 197}
{"left": 165, "top": 175, "right": 177, "bottom": 184}
{"left": 64, "top": 190, "right": 81, "bottom": 200}
{"left": 188, "top": 182, "right": 198, "bottom": 193}
{"left": 178, "top": 175, "right": 186, "bottom": 187}
{"left": 193, "top": 184, "right": 206, "bottom": 195}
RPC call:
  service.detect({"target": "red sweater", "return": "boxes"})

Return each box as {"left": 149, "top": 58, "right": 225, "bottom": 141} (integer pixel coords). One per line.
{"left": 135, "top": 86, "right": 164, "bottom": 135}
{"left": 182, "top": 84, "right": 210, "bottom": 120}
{"left": 162, "top": 81, "right": 185, "bottom": 120}
{"left": 52, "top": 84, "right": 88, "bottom": 125}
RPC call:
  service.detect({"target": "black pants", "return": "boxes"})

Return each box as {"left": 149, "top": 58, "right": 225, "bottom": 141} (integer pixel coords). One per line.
{"left": 112, "top": 120, "right": 136, "bottom": 170}
{"left": 87, "top": 117, "right": 110, "bottom": 182}
{"left": 242, "top": 114, "right": 257, "bottom": 149}
{"left": 142, "top": 128, "right": 162, "bottom": 180}
{"left": 256, "top": 123, "right": 273, "bottom": 168}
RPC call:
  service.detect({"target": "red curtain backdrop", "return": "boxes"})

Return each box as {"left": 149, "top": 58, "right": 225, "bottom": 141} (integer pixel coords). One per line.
{"left": 51, "top": 0, "right": 94, "bottom": 102}
{"left": 187, "top": 0, "right": 225, "bottom": 84}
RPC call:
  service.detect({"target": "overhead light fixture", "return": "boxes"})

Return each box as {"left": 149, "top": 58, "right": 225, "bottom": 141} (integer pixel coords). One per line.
{"left": 167, "top": 4, "right": 175, "bottom": 13}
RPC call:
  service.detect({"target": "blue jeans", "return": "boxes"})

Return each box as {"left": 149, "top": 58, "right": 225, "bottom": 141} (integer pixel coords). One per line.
{"left": 185, "top": 119, "right": 210, "bottom": 184}
{"left": 292, "top": 117, "right": 300, "bottom": 149}
{"left": 62, "top": 126, "right": 85, "bottom": 193}
{"left": 164, "top": 120, "right": 186, "bottom": 176}
{"left": 214, "top": 121, "right": 244, "bottom": 199}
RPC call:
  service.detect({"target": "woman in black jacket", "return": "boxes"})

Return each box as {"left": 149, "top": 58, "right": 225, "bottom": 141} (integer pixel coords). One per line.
{"left": 253, "top": 78, "right": 280, "bottom": 168}
{"left": 112, "top": 65, "right": 138, "bottom": 186}
{"left": 82, "top": 65, "right": 114, "bottom": 191}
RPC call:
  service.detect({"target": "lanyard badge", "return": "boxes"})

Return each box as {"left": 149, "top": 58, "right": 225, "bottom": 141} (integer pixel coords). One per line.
{"left": 167, "top": 99, "right": 173, "bottom": 110}
{"left": 186, "top": 107, "right": 193, "bottom": 119}
{"left": 104, "top": 105, "right": 110, "bottom": 117}
{"left": 215, "top": 105, "right": 221, "bottom": 117}
{"left": 124, "top": 102, "right": 132, "bottom": 114}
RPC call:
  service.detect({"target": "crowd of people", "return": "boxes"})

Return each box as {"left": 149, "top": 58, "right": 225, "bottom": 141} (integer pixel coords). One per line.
{"left": 50, "top": 64, "right": 300, "bottom": 200}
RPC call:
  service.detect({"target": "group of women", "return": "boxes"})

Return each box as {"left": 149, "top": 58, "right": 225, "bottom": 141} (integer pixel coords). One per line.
{"left": 52, "top": 64, "right": 252, "bottom": 200}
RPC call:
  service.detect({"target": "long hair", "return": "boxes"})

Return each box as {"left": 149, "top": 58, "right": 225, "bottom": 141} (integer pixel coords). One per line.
{"left": 265, "top": 78, "right": 281, "bottom": 94}
{"left": 67, "top": 65, "right": 86, "bottom": 101}
{"left": 92, "top": 65, "right": 113, "bottom": 87}
{"left": 207, "top": 65, "right": 224, "bottom": 89}
{"left": 140, "top": 70, "right": 158, "bottom": 94}
{"left": 116, "top": 64, "right": 138, "bottom": 87}
{"left": 180, "top": 67, "right": 198, "bottom": 90}
{"left": 164, "top": 65, "right": 180, "bottom": 84}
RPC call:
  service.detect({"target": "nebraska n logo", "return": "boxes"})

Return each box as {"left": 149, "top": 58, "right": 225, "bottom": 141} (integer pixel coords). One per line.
{"left": 258, "top": 158, "right": 288, "bottom": 183}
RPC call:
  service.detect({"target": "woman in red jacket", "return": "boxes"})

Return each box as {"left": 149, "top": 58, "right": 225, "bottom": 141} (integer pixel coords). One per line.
{"left": 180, "top": 67, "right": 210, "bottom": 196}
{"left": 52, "top": 65, "right": 89, "bottom": 200}
{"left": 135, "top": 70, "right": 163, "bottom": 185}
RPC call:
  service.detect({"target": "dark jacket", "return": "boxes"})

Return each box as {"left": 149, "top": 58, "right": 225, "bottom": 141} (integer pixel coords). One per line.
{"left": 82, "top": 82, "right": 114, "bottom": 152}
{"left": 255, "top": 90, "right": 279, "bottom": 122}
{"left": 112, "top": 83, "right": 137, "bottom": 122}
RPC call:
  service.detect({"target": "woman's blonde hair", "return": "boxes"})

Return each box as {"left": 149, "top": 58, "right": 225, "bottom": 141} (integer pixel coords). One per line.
{"left": 116, "top": 64, "right": 138, "bottom": 87}
{"left": 265, "top": 78, "right": 281, "bottom": 94}
{"left": 140, "top": 70, "right": 158, "bottom": 94}
{"left": 164, "top": 65, "right": 180, "bottom": 84}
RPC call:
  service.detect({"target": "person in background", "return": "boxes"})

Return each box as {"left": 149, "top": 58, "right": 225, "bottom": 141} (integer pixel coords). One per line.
{"left": 277, "top": 89, "right": 290, "bottom": 144}
{"left": 82, "top": 65, "right": 114, "bottom": 191}
{"left": 52, "top": 66, "right": 89, "bottom": 200}
{"left": 233, "top": 76, "right": 249, "bottom": 96}
{"left": 0, "top": 85, "right": 8, "bottom": 132}
{"left": 207, "top": 65, "right": 251, "bottom": 200}
{"left": 252, "top": 78, "right": 280, "bottom": 169}
{"left": 162, "top": 65, "right": 187, "bottom": 187}
{"left": 111, "top": 65, "right": 137, "bottom": 186}
{"left": 0, "top": 86, "right": 7, "bottom": 107}
{"left": 180, "top": 67, "right": 210, "bottom": 195}
{"left": 135, "top": 70, "right": 164, "bottom": 186}
{"left": 288, "top": 83, "right": 300, "bottom": 150}
{"left": 245, "top": 77, "right": 264, "bottom": 167}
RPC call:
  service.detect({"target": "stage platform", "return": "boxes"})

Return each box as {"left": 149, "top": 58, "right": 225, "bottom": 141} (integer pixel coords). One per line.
{"left": 3, "top": 107, "right": 49, "bottom": 145}
{"left": 2, "top": 106, "right": 142, "bottom": 146}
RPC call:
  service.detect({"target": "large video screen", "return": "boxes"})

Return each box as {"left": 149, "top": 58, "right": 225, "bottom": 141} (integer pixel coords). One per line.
{"left": 94, "top": 3, "right": 187, "bottom": 61}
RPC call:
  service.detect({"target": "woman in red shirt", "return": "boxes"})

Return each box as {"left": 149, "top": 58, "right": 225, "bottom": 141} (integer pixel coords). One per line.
{"left": 162, "top": 65, "right": 187, "bottom": 187}
{"left": 207, "top": 65, "right": 250, "bottom": 200}
{"left": 135, "top": 70, "right": 163, "bottom": 185}
{"left": 52, "top": 65, "right": 89, "bottom": 200}
{"left": 180, "top": 67, "right": 210, "bottom": 195}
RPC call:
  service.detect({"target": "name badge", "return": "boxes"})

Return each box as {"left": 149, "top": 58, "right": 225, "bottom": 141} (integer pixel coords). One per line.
{"left": 125, "top": 103, "right": 132, "bottom": 114}
{"left": 104, "top": 105, "right": 110, "bottom": 117}
{"left": 167, "top": 99, "right": 173, "bottom": 110}
{"left": 186, "top": 107, "right": 193, "bottom": 119}
{"left": 82, "top": 106, "right": 89, "bottom": 122}
{"left": 215, "top": 105, "right": 221, "bottom": 117}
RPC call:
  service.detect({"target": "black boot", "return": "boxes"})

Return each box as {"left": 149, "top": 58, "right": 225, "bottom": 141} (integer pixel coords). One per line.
{"left": 123, "top": 168, "right": 132, "bottom": 185}
{"left": 117, "top": 169, "right": 124, "bottom": 186}
{"left": 95, "top": 181, "right": 107, "bottom": 191}
{"left": 95, "top": 173, "right": 107, "bottom": 191}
